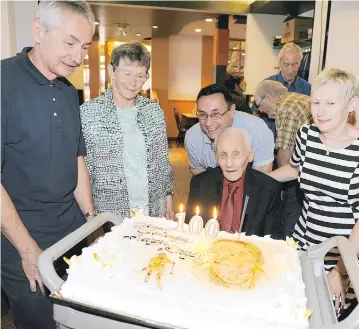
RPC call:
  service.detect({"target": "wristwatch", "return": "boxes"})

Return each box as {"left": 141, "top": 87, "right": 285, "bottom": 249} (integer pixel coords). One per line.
{"left": 334, "top": 267, "right": 349, "bottom": 279}
{"left": 84, "top": 211, "right": 96, "bottom": 219}
{"left": 167, "top": 191, "right": 174, "bottom": 196}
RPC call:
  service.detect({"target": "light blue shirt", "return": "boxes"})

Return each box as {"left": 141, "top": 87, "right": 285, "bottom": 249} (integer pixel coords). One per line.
{"left": 117, "top": 106, "right": 149, "bottom": 209}
{"left": 184, "top": 111, "right": 274, "bottom": 170}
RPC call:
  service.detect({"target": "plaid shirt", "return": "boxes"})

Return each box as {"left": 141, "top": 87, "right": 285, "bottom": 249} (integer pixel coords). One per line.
{"left": 275, "top": 92, "right": 312, "bottom": 150}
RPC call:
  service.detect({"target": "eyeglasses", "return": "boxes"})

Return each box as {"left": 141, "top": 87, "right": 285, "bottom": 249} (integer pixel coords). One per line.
{"left": 196, "top": 104, "right": 232, "bottom": 121}
{"left": 256, "top": 96, "right": 265, "bottom": 109}
{"left": 113, "top": 66, "right": 149, "bottom": 83}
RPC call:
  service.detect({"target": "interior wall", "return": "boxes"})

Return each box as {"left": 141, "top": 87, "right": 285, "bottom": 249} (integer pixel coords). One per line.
{"left": 244, "top": 14, "right": 286, "bottom": 95}
{"left": 325, "top": 1, "right": 359, "bottom": 79}
{"left": 152, "top": 36, "right": 203, "bottom": 138}
{"left": 67, "top": 67, "right": 85, "bottom": 90}
{"left": 168, "top": 35, "right": 202, "bottom": 100}
{"left": 13, "top": 1, "right": 37, "bottom": 51}
{"left": 201, "top": 36, "right": 214, "bottom": 88}
{"left": 1, "top": 0, "right": 16, "bottom": 59}
{"left": 308, "top": 0, "right": 329, "bottom": 82}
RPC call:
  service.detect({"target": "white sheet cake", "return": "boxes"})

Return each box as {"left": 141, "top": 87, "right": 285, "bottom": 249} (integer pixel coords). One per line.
{"left": 60, "top": 217, "right": 310, "bottom": 329}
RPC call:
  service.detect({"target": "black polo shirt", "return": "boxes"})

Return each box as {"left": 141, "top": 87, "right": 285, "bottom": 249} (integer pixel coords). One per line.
{"left": 1, "top": 47, "right": 86, "bottom": 262}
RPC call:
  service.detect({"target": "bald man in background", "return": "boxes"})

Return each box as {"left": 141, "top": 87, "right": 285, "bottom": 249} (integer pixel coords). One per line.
{"left": 186, "top": 127, "right": 283, "bottom": 238}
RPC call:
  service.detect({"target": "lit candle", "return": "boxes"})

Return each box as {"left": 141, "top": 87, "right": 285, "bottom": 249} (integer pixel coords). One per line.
{"left": 189, "top": 205, "right": 204, "bottom": 235}
{"left": 175, "top": 203, "right": 185, "bottom": 232}
{"left": 205, "top": 207, "right": 220, "bottom": 239}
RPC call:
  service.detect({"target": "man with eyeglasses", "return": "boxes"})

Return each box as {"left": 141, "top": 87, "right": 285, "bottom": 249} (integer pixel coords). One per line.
{"left": 254, "top": 80, "right": 312, "bottom": 237}
{"left": 184, "top": 84, "right": 274, "bottom": 176}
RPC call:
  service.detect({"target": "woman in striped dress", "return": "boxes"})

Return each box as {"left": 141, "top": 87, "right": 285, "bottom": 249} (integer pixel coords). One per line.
{"left": 270, "top": 68, "right": 359, "bottom": 316}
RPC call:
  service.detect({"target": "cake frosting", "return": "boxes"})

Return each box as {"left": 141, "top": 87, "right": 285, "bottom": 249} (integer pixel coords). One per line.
{"left": 60, "top": 217, "right": 310, "bottom": 329}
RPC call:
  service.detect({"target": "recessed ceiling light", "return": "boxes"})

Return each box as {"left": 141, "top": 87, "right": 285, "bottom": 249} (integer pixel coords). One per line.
{"left": 228, "top": 60, "right": 230, "bottom": 63}
{"left": 233, "top": 47, "right": 237, "bottom": 49}
{"left": 205, "top": 18, "right": 213, "bottom": 22}
{"left": 152, "top": 25, "right": 158, "bottom": 29}
{"left": 242, "top": 53, "right": 246, "bottom": 56}
{"left": 95, "top": 21, "right": 99, "bottom": 25}
{"left": 136, "top": 33, "right": 142, "bottom": 37}
{"left": 195, "top": 28, "right": 202, "bottom": 33}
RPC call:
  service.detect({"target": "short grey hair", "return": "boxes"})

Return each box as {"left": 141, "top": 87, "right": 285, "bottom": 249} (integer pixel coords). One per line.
{"left": 278, "top": 42, "right": 303, "bottom": 63}
{"left": 313, "top": 68, "right": 359, "bottom": 102}
{"left": 111, "top": 41, "right": 151, "bottom": 72}
{"left": 36, "top": 1, "right": 95, "bottom": 32}
{"left": 255, "top": 80, "right": 288, "bottom": 99}
{"left": 216, "top": 127, "right": 252, "bottom": 152}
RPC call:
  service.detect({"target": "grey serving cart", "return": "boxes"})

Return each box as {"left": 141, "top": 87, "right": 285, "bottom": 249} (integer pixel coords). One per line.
{"left": 38, "top": 212, "right": 359, "bottom": 329}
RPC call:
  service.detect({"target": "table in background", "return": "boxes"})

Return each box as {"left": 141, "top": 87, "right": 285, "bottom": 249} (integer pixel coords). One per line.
{"left": 181, "top": 113, "right": 199, "bottom": 129}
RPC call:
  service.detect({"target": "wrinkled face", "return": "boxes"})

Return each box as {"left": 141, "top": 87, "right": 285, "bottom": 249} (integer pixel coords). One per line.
{"left": 311, "top": 81, "right": 355, "bottom": 133}
{"left": 216, "top": 134, "right": 254, "bottom": 182}
{"left": 254, "top": 92, "right": 277, "bottom": 119}
{"left": 197, "top": 93, "right": 235, "bottom": 140}
{"left": 33, "top": 9, "right": 93, "bottom": 78}
{"left": 109, "top": 58, "right": 148, "bottom": 102}
{"left": 279, "top": 50, "right": 301, "bottom": 84}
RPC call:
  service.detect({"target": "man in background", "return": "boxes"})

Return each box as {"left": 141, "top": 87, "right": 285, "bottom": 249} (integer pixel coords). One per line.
{"left": 254, "top": 43, "right": 312, "bottom": 138}
{"left": 185, "top": 84, "right": 274, "bottom": 176}
{"left": 225, "top": 74, "right": 251, "bottom": 113}
{"left": 1, "top": 1, "right": 95, "bottom": 328}
{"left": 254, "top": 80, "right": 312, "bottom": 237}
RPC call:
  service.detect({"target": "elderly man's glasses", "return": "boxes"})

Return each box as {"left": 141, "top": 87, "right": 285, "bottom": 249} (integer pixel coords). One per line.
{"left": 112, "top": 65, "right": 149, "bottom": 83}
{"left": 196, "top": 104, "right": 232, "bottom": 121}
{"left": 256, "top": 96, "right": 265, "bottom": 109}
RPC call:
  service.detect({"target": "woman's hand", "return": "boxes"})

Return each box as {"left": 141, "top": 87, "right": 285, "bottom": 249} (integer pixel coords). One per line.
{"left": 166, "top": 195, "right": 175, "bottom": 220}
{"left": 327, "top": 268, "right": 348, "bottom": 312}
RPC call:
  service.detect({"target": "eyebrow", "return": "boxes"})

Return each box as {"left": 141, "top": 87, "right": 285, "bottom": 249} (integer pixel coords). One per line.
{"left": 68, "top": 34, "right": 92, "bottom": 46}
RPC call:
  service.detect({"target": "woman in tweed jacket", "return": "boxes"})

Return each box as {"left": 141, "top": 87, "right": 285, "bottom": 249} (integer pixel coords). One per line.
{"left": 80, "top": 42, "right": 174, "bottom": 219}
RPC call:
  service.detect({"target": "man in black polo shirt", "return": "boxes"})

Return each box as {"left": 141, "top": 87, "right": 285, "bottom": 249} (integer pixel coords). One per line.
{"left": 1, "top": 1, "right": 95, "bottom": 328}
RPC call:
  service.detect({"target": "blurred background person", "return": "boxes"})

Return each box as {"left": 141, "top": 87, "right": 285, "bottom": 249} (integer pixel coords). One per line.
{"left": 225, "top": 74, "right": 251, "bottom": 114}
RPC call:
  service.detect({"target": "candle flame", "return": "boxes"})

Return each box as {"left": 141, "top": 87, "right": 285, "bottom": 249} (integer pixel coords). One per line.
{"left": 180, "top": 203, "right": 183, "bottom": 213}
{"left": 213, "top": 207, "right": 217, "bottom": 219}
{"left": 196, "top": 205, "right": 200, "bottom": 216}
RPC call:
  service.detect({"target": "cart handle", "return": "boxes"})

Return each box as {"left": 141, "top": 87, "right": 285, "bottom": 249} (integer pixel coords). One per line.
{"left": 306, "top": 236, "right": 359, "bottom": 329}
{"left": 38, "top": 212, "right": 123, "bottom": 293}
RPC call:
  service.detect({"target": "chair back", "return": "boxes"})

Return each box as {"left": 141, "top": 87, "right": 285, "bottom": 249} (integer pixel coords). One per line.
{"left": 174, "top": 108, "right": 181, "bottom": 131}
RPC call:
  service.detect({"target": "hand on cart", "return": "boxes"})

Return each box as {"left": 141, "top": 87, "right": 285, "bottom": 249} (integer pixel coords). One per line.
{"left": 327, "top": 265, "right": 350, "bottom": 314}
{"left": 21, "top": 244, "right": 46, "bottom": 294}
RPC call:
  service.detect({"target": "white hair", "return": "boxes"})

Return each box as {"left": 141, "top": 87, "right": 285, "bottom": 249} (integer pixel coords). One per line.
{"left": 36, "top": 1, "right": 95, "bottom": 31}
{"left": 216, "top": 127, "right": 252, "bottom": 151}
{"left": 313, "top": 68, "right": 359, "bottom": 102}
{"left": 255, "top": 80, "right": 288, "bottom": 99}
{"left": 278, "top": 42, "right": 303, "bottom": 63}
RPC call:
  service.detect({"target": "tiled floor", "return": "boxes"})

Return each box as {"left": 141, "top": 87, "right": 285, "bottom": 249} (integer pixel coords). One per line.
{"left": 1, "top": 144, "right": 191, "bottom": 329}
{"left": 168, "top": 143, "right": 192, "bottom": 208}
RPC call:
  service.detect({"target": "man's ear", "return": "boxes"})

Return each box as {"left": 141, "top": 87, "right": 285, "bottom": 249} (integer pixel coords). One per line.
{"left": 265, "top": 92, "right": 272, "bottom": 102}
{"left": 248, "top": 148, "right": 254, "bottom": 162}
{"left": 32, "top": 18, "right": 45, "bottom": 44}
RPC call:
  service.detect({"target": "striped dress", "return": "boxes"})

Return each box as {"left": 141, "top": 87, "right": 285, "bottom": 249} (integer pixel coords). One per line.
{"left": 291, "top": 124, "right": 359, "bottom": 305}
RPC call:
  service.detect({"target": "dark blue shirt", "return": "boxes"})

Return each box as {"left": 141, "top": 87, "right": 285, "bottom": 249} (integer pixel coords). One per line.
{"left": 267, "top": 73, "right": 311, "bottom": 96}
{"left": 1, "top": 48, "right": 86, "bottom": 261}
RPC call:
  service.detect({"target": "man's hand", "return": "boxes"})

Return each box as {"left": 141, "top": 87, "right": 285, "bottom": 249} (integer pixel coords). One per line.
{"left": 327, "top": 268, "right": 348, "bottom": 312}
{"left": 166, "top": 195, "right": 175, "bottom": 220}
{"left": 20, "top": 245, "right": 46, "bottom": 294}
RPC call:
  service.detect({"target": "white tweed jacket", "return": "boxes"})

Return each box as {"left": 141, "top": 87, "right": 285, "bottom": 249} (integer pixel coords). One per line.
{"left": 80, "top": 87, "right": 173, "bottom": 218}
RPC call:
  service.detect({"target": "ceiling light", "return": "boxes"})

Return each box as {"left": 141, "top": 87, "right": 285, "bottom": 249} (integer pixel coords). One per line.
{"left": 228, "top": 60, "right": 230, "bottom": 63}
{"left": 205, "top": 18, "right": 213, "bottom": 22}
{"left": 95, "top": 21, "right": 99, "bottom": 25}
{"left": 152, "top": 25, "right": 158, "bottom": 29}
{"left": 136, "top": 33, "right": 142, "bottom": 37}
{"left": 233, "top": 47, "right": 237, "bottom": 49}
{"left": 242, "top": 53, "right": 246, "bottom": 56}
{"left": 195, "top": 28, "right": 202, "bottom": 33}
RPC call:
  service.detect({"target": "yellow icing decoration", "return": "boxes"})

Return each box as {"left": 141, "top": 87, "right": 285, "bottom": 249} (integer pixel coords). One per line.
{"left": 304, "top": 308, "right": 313, "bottom": 318}
{"left": 63, "top": 257, "right": 71, "bottom": 266}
